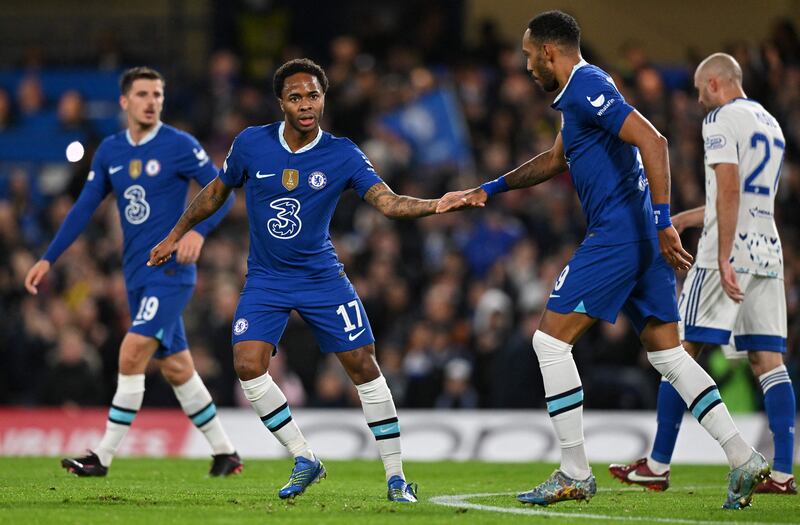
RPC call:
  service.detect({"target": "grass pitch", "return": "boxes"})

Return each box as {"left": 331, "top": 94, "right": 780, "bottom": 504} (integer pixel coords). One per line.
{"left": 0, "top": 458, "right": 797, "bottom": 524}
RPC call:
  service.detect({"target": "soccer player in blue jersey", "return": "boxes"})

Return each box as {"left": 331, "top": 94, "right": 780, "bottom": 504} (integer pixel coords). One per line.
{"left": 149, "top": 58, "right": 437, "bottom": 502}
{"left": 437, "top": 11, "right": 768, "bottom": 509}
{"left": 24, "top": 67, "right": 242, "bottom": 477}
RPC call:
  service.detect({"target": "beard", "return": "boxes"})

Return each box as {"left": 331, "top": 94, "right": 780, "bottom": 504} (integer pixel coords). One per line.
{"left": 531, "top": 60, "right": 559, "bottom": 92}
{"left": 540, "top": 72, "right": 559, "bottom": 92}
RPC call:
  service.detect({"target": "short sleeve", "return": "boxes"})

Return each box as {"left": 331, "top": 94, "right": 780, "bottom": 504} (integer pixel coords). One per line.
{"left": 176, "top": 133, "right": 217, "bottom": 185}
{"left": 344, "top": 141, "right": 383, "bottom": 198}
{"left": 574, "top": 73, "right": 634, "bottom": 135}
{"left": 702, "top": 111, "right": 739, "bottom": 166}
{"left": 218, "top": 133, "right": 247, "bottom": 188}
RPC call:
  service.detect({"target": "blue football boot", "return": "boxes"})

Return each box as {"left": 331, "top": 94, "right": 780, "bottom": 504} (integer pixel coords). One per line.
{"left": 278, "top": 456, "right": 326, "bottom": 499}
{"left": 387, "top": 475, "right": 418, "bottom": 502}
{"left": 723, "top": 450, "right": 770, "bottom": 509}
{"left": 517, "top": 469, "right": 596, "bottom": 506}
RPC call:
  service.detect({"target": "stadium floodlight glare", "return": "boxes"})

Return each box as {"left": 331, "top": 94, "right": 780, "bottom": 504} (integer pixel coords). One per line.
{"left": 65, "top": 141, "right": 85, "bottom": 162}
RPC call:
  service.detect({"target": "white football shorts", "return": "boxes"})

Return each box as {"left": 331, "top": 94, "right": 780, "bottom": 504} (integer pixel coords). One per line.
{"left": 678, "top": 266, "right": 786, "bottom": 356}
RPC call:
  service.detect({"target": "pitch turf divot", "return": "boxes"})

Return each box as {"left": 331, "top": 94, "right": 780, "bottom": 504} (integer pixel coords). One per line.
{"left": 428, "top": 489, "right": 787, "bottom": 525}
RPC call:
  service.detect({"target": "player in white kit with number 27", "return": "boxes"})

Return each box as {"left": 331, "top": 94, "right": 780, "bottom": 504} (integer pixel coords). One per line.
{"left": 611, "top": 53, "right": 795, "bottom": 495}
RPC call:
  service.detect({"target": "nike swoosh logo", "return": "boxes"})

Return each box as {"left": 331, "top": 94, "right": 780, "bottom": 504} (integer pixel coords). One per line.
{"left": 587, "top": 94, "right": 605, "bottom": 107}
{"left": 378, "top": 427, "right": 394, "bottom": 434}
{"left": 348, "top": 328, "right": 366, "bottom": 341}
{"left": 256, "top": 171, "right": 276, "bottom": 178}
{"left": 132, "top": 320, "right": 147, "bottom": 326}
{"left": 627, "top": 471, "right": 668, "bottom": 482}
{"left": 549, "top": 294, "right": 560, "bottom": 298}
{"left": 109, "top": 165, "right": 124, "bottom": 174}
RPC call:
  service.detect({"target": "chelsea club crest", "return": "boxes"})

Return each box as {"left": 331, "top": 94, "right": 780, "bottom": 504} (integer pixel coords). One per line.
{"left": 308, "top": 171, "right": 327, "bottom": 190}
{"left": 233, "top": 318, "right": 249, "bottom": 335}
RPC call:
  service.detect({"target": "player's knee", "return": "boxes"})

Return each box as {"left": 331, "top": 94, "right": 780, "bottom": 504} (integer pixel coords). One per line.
{"left": 531, "top": 330, "right": 573, "bottom": 367}
{"left": 159, "top": 355, "right": 193, "bottom": 385}
{"left": 747, "top": 350, "right": 783, "bottom": 377}
{"left": 118, "top": 334, "right": 157, "bottom": 374}
{"left": 343, "top": 344, "right": 380, "bottom": 385}
{"left": 232, "top": 345, "right": 269, "bottom": 381}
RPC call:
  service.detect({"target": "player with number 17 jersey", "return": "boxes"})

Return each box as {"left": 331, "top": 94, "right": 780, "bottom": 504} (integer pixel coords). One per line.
{"left": 220, "top": 121, "right": 382, "bottom": 350}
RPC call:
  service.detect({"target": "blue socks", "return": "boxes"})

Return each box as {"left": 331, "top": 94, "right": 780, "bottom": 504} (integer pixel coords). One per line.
{"left": 760, "top": 365, "right": 796, "bottom": 475}
{"left": 650, "top": 379, "right": 686, "bottom": 464}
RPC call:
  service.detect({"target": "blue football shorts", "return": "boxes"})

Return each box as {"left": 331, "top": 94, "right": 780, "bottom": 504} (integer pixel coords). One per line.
{"left": 546, "top": 237, "right": 679, "bottom": 334}
{"left": 231, "top": 276, "right": 375, "bottom": 353}
{"left": 127, "top": 284, "right": 193, "bottom": 358}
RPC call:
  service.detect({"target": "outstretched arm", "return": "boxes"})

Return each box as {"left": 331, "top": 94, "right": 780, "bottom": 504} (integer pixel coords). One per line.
{"left": 148, "top": 176, "right": 232, "bottom": 266}
{"left": 436, "top": 132, "right": 567, "bottom": 213}
{"left": 25, "top": 177, "right": 108, "bottom": 295}
{"left": 618, "top": 110, "right": 692, "bottom": 271}
{"left": 363, "top": 182, "right": 439, "bottom": 219}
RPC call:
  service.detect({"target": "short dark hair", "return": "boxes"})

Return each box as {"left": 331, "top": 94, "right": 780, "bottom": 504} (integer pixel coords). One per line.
{"left": 273, "top": 58, "right": 329, "bottom": 98}
{"left": 527, "top": 10, "right": 581, "bottom": 49}
{"left": 119, "top": 67, "right": 165, "bottom": 95}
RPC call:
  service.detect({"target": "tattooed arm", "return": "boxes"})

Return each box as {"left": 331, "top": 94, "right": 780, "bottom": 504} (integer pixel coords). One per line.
{"left": 148, "top": 177, "right": 233, "bottom": 266}
{"left": 363, "top": 182, "right": 439, "bottom": 219}
{"left": 436, "top": 132, "right": 567, "bottom": 213}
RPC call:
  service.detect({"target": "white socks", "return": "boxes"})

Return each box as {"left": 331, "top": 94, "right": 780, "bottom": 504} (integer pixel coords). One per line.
{"left": 96, "top": 374, "right": 145, "bottom": 467}
{"left": 240, "top": 372, "right": 314, "bottom": 460}
{"left": 646, "top": 457, "right": 670, "bottom": 475}
{"left": 647, "top": 346, "right": 752, "bottom": 468}
{"left": 173, "top": 372, "right": 235, "bottom": 455}
{"left": 533, "top": 330, "right": 591, "bottom": 480}
{"left": 355, "top": 375, "right": 404, "bottom": 481}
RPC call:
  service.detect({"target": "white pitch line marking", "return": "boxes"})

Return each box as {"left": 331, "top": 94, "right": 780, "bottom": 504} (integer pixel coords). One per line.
{"left": 428, "top": 490, "right": 797, "bottom": 525}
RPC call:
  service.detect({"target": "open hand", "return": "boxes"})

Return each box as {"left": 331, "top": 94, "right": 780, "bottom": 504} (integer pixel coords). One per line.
{"left": 24, "top": 260, "right": 51, "bottom": 295}
{"left": 175, "top": 230, "right": 205, "bottom": 264}
{"left": 436, "top": 187, "right": 488, "bottom": 213}
{"left": 657, "top": 226, "right": 693, "bottom": 271}
{"left": 719, "top": 259, "right": 744, "bottom": 303}
{"left": 148, "top": 233, "right": 181, "bottom": 267}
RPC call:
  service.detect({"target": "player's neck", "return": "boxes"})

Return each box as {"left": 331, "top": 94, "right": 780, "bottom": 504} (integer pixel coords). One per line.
{"left": 128, "top": 121, "right": 160, "bottom": 145}
{"left": 282, "top": 122, "right": 319, "bottom": 152}
{"left": 556, "top": 54, "right": 584, "bottom": 92}
{"left": 717, "top": 86, "right": 747, "bottom": 106}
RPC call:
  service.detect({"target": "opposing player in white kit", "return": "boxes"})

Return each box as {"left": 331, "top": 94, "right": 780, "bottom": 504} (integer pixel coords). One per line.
{"left": 611, "top": 53, "right": 796, "bottom": 494}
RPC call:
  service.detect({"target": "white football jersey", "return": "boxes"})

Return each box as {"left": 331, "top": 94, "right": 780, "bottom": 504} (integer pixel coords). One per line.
{"left": 697, "top": 98, "right": 785, "bottom": 277}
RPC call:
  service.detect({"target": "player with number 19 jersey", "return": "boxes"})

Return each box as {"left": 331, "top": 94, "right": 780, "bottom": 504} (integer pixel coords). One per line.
{"left": 219, "top": 122, "right": 383, "bottom": 351}
{"left": 42, "top": 123, "right": 231, "bottom": 356}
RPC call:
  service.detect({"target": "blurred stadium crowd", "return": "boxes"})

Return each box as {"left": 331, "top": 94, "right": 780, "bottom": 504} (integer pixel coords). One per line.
{"left": 1, "top": 15, "right": 798, "bottom": 413}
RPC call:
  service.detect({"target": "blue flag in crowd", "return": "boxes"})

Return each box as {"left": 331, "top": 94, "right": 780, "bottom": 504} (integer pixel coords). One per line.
{"left": 380, "top": 88, "right": 472, "bottom": 168}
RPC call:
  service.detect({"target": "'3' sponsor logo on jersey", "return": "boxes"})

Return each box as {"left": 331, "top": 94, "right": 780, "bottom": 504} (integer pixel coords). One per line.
{"left": 267, "top": 198, "right": 302, "bottom": 239}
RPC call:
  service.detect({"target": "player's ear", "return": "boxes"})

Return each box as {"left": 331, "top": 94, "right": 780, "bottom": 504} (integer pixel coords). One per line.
{"left": 542, "top": 43, "right": 555, "bottom": 62}
{"left": 119, "top": 94, "right": 128, "bottom": 112}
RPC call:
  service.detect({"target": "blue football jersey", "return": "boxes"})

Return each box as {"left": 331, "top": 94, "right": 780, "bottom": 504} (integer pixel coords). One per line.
{"left": 219, "top": 122, "right": 382, "bottom": 289}
{"left": 44, "top": 123, "right": 231, "bottom": 288}
{"left": 552, "top": 60, "right": 655, "bottom": 246}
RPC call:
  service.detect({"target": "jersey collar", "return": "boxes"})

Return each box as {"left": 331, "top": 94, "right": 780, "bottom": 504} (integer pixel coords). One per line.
{"left": 278, "top": 121, "right": 323, "bottom": 154}
{"left": 126, "top": 121, "right": 163, "bottom": 147}
{"left": 553, "top": 58, "right": 589, "bottom": 105}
